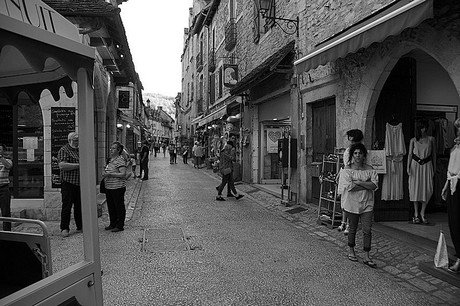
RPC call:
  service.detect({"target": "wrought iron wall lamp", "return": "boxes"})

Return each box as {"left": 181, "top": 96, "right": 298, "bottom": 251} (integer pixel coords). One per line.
{"left": 259, "top": 0, "right": 299, "bottom": 37}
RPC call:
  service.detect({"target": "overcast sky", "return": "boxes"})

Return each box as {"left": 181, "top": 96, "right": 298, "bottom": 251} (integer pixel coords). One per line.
{"left": 120, "top": 0, "right": 193, "bottom": 97}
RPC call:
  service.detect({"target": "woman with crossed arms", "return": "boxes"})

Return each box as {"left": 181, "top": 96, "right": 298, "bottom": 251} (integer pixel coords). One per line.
{"left": 338, "top": 143, "right": 379, "bottom": 268}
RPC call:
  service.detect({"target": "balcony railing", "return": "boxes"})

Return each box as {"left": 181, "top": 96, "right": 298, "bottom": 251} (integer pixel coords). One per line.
{"left": 225, "top": 18, "right": 237, "bottom": 51}
{"left": 208, "top": 48, "right": 216, "bottom": 72}
{"left": 196, "top": 52, "right": 203, "bottom": 72}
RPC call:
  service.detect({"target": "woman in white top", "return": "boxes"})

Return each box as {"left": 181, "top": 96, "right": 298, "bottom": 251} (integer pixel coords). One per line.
{"left": 338, "top": 129, "right": 364, "bottom": 235}
{"left": 441, "top": 118, "right": 460, "bottom": 273}
{"left": 102, "top": 141, "right": 127, "bottom": 232}
{"left": 338, "top": 143, "right": 378, "bottom": 267}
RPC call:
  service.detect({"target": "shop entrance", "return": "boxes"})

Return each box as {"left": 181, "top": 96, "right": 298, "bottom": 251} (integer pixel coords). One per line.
{"left": 372, "top": 50, "right": 460, "bottom": 247}
{"left": 372, "top": 57, "right": 416, "bottom": 221}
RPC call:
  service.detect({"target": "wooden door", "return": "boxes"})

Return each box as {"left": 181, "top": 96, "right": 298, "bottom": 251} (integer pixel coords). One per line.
{"left": 312, "top": 98, "right": 336, "bottom": 201}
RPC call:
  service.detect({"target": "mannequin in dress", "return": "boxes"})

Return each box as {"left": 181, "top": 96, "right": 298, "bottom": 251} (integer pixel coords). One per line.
{"left": 407, "top": 119, "right": 436, "bottom": 224}
{"left": 441, "top": 118, "right": 460, "bottom": 272}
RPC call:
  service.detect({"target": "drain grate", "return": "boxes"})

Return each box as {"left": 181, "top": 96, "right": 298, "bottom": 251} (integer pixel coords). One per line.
{"left": 285, "top": 207, "right": 307, "bottom": 214}
{"left": 142, "top": 227, "right": 190, "bottom": 252}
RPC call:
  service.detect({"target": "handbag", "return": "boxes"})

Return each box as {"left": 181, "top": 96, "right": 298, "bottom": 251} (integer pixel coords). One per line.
{"left": 221, "top": 167, "right": 232, "bottom": 175}
{"left": 100, "top": 178, "right": 107, "bottom": 194}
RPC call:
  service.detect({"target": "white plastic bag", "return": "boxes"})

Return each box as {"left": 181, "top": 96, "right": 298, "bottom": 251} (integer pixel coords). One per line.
{"left": 434, "top": 231, "right": 449, "bottom": 268}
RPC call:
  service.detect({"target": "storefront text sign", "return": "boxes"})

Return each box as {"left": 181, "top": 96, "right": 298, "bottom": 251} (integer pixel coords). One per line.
{"left": 0, "top": 0, "right": 80, "bottom": 42}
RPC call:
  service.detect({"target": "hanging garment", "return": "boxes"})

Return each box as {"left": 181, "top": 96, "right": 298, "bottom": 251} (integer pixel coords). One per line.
{"left": 381, "top": 123, "right": 406, "bottom": 201}
{"left": 408, "top": 136, "right": 434, "bottom": 202}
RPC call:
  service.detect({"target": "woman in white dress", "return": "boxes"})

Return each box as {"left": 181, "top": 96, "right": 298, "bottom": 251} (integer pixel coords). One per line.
{"left": 407, "top": 119, "right": 436, "bottom": 224}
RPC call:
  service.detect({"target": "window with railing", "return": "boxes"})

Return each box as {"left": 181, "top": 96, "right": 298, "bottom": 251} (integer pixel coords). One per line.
{"left": 225, "top": 18, "right": 237, "bottom": 51}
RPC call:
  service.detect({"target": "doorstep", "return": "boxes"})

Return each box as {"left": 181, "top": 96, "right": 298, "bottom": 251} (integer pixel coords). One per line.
{"left": 418, "top": 262, "right": 460, "bottom": 288}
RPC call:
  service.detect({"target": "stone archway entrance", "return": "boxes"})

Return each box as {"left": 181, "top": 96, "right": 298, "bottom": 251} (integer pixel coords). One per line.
{"left": 371, "top": 50, "right": 460, "bottom": 226}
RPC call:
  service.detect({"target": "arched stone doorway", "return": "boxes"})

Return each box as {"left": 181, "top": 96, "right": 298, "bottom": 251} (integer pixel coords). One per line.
{"left": 364, "top": 48, "right": 460, "bottom": 226}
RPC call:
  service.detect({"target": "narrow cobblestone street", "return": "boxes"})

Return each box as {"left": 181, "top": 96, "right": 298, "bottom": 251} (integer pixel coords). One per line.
{"left": 100, "top": 155, "right": 460, "bottom": 305}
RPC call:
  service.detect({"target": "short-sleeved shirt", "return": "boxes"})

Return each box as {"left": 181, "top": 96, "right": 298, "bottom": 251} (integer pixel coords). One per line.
{"left": 338, "top": 168, "right": 378, "bottom": 214}
{"left": 105, "top": 155, "right": 127, "bottom": 189}
{"left": 58, "top": 143, "right": 80, "bottom": 186}
{"left": 0, "top": 158, "right": 12, "bottom": 186}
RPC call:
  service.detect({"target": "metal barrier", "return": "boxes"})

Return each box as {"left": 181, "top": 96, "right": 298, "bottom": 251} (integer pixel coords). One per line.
{"left": 0, "top": 217, "right": 52, "bottom": 299}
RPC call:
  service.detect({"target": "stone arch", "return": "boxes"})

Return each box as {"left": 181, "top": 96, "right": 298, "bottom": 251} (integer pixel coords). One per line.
{"left": 354, "top": 24, "right": 460, "bottom": 147}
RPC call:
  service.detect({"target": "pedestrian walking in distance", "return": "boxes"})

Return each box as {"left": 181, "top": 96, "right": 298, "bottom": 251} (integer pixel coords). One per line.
{"left": 216, "top": 142, "right": 244, "bottom": 201}
{"left": 338, "top": 143, "right": 378, "bottom": 268}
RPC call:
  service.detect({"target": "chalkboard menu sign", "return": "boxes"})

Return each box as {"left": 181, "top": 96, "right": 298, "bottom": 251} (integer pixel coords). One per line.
{"left": 51, "top": 107, "right": 76, "bottom": 188}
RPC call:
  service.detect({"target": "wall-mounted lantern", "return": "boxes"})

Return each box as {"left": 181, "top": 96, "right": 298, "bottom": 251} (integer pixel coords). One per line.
{"left": 258, "top": 0, "right": 299, "bottom": 37}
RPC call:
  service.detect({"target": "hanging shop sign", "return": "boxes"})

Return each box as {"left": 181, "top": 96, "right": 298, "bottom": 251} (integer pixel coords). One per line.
{"left": 224, "top": 64, "right": 238, "bottom": 87}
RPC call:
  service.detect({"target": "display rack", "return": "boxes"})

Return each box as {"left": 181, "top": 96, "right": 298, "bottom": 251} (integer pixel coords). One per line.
{"left": 317, "top": 153, "right": 342, "bottom": 228}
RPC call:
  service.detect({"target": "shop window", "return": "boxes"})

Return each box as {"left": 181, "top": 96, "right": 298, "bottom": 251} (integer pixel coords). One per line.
{"left": 1, "top": 95, "right": 45, "bottom": 199}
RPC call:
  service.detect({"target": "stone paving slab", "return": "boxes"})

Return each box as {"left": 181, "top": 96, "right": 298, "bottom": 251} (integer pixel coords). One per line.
{"left": 201, "top": 169, "right": 460, "bottom": 305}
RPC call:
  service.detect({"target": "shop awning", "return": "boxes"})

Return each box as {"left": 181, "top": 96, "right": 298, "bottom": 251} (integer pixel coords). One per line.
{"left": 230, "top": 40, "right": 295, "bottom": 96}
{"left": 0, "top": 0, "right": 95, "bottom": 102}
{"left": 294, "top": 0, "right": 433, "bottom": 74}
{"left": 198, "top": 105, "right": 227, "bottom": 127}
{"left": 0, "top": 0, "right": 101, "bottom": 304}
{"left": 191, "top": 114, "right": 204, "bottom": 125}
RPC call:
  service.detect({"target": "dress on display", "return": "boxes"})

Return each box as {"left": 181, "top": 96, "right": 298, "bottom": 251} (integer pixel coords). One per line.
{"left": 381, "top": 123, "right": 406, "bottom": 200}
{"left": 408, "top": 136, "right": 434, "bottom": 202}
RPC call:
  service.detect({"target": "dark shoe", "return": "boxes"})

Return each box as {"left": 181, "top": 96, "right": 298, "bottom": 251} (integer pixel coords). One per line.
{"left": 227, "top": 194, "right": 235, "bottom": 197}
{"left": 420, "top": 216, "right": 429, "bottom": 224}
{"left": 363, "top": 260, "right": 377, "bottom": 268}
{"left": 142, "top": 178, "right": 148, "bottom": 180}
{"left": 105, "top": 226, "right": 114, "bottom": 231}
{"left": 348, "top": 254, "right": 358, "bottom": 262}
{"left": 75, "top": 229, "right": 83, "bottom": 233}
{"left": 111, "top": 227, "right": 124, "bottom": 232}
{"left": 412, "top": 216, "right": 420, "bottom": 224}
{"left": 216, "top": 196, "right": 225, "bottom": 201}
{"left": 235, "top": 194, "right": 244, "bottom": 200}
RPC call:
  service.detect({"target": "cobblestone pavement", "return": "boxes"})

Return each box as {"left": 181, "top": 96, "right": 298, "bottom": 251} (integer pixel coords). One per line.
{"left": 224, "top": 180, "right": 460, "bottom": 305}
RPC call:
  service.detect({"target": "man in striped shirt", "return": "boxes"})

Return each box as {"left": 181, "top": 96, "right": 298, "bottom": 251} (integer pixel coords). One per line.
{"left": 0, "top": 143, "right": 12, "bottom": 231}
{"left": 58, "top": 132, "right": 82, "bottom": 238}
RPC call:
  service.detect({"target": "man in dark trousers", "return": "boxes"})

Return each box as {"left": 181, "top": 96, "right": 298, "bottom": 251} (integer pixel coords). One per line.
{"left": 140, "top": 140, "right": 150, "bottom": 180}
{"left": 58, "top": 132, "right": 82, "bottom": 237}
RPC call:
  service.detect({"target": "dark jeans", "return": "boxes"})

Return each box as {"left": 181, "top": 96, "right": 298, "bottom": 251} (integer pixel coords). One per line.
{"left": 60, "top": 181, "right": 82, "bottom": 231}
{"left": 347, "top": 211, "right": 373, "bottom": 252}
{"left": 0, "top": 184, "right": 11, "bottom": 231}
{"left": 217, "top": 172, "right": 237, "bottom": 196}
{"left": 447, "top": 182, "right": 460, "bottom": 258}
{"left": 140, "top": 160, "right": 149, "bottom": 179}
{"left": 106, "top": 187, "right": 126, "bottom": 230}
{"left": 183, "top": 153, "right": 188, "bottom": 164}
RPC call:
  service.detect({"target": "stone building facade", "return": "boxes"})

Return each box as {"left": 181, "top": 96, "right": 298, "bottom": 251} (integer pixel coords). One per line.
{"left": 180, "top": 0, "right": 460, "bottom": 222}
